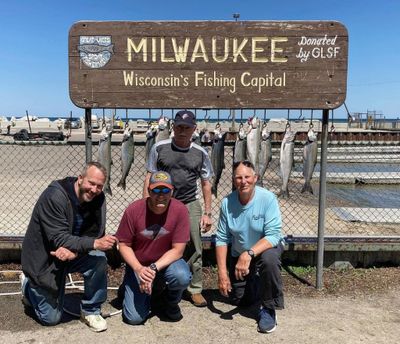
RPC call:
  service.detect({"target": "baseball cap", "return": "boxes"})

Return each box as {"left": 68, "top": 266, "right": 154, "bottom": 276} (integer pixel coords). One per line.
{"left": 149, "top": 171, "right": 173, "bottom": 190}
{"left": 174, "top": 110, "right": 196, "bottom": 127}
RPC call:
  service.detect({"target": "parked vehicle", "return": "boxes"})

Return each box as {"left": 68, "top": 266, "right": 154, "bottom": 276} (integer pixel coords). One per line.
{"left": 64, "top": 117, "right": 82, "bottom": 129}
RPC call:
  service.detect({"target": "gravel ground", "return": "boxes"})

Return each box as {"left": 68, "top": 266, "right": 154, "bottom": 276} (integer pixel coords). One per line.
{"left": 0, "top": 263, "right": 399, "bottom": 344}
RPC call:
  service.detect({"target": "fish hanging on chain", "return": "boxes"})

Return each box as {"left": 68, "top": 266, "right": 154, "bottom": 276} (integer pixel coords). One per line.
{"left": 301, "top": 128, "right": 318, "bottom": 194}
{"left": 117, "top": 126, "right": 134, "bottom": 190}
{"left": 278, "top": 127, "right": 296, "bottom": 198}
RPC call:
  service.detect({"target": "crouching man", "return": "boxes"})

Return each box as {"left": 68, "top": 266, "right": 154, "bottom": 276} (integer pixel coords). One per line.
{"left": 116, "top": 171, "right": 191, "bottom": 324}
{"left": 215, "top": 161, "right": 285, "bottom": 333}
{"left": 21, "top": 162, "right": 118, "bottom": 332}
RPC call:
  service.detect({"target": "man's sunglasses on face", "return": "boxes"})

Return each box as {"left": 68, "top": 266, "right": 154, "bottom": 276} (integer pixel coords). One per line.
{"left": 151, "top": 187, "right": 171, "bottom": 194}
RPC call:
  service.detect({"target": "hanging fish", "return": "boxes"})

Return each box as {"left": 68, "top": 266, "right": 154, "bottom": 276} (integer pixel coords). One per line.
{"left": 192, "top": 128, "right": 201, "bottom": 144}
{"left": 246, "top": 116, "right": 261, "bottom": 171}
{"left": 145, "top": 124, "right": 157, "bottom": 162}
{"left": 234, "top": 124, "right": 247, "bottom": 163}
{"left": 257, "top": 124, "right": 272, "bottom": 187}
{"left": 98, "top": 125, "right": 113, "bottom": 195}
{"left": 211, "top": 126, "right": 226, "bottom": 197}
{"left": 155, "top": 116, "right": 170, "bottom": 143}
{"left": 278, "top": 128, "right": 296, "bottom": 199}
{"left": 117, "top": 126, "right": 135, "bottom": 190}
{"left": 301, "top": 128, "right": 318, "bottom": 194}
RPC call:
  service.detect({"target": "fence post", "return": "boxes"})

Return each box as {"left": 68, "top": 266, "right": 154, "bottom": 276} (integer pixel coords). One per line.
{"left": 316, "top": 108, "right": 329, "bottom": 289}
{"left": 85, "top": 108, "right": 92, "bottom": 163}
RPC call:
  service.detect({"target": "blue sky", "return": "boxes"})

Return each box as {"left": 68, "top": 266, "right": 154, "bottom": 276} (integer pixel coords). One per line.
{"left": 1, "top": 0, "right": 399, "bottom": 119}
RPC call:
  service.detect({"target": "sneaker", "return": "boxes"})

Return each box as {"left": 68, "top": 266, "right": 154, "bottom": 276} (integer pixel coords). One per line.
{"left": 19, "top": 272, "right": 26, "bottom": 294}
{"left": 19, "top": 272, "right": 32, "bottom": 308}
{"left": 80, "top": 313, "right": 107, "bottom": 332}
{"left": 257, "top": 307, "right": 277, "bottom": 333}
{"left": 165, "top": 304, "right": 183, "bottom": 322}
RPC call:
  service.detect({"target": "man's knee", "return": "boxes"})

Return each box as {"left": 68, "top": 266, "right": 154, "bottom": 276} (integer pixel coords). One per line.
{"left": 87, "top": 251, "right": 108, "bottom": 272}
{"left": 259, "top": 249, "right": 280, "bottom": 270}
{"left": 122, "top": 309, "right": 147, "bottom": 325}
{"left": 172, "top": 269, "right": 191, "bottom": 289}
{"left": 36, "top": 309, "right": 62, "bottom": 326}
{"left": 166, "top": 261, "right": 192, "bottom": 289}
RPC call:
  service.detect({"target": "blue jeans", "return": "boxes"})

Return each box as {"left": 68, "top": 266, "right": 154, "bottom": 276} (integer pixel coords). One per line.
{"left": 122, "top": 258, "right": 191, "bottom": 325}
{"left": 23, "top": 250, "right": 108, "bottom": 326}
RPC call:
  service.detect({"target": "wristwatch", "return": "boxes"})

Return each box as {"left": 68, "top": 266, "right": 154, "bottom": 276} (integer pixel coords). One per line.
{"left": 247, "top": 249, "right": 255, "bottom": 259}
{"left": 149, "top": 263, "right": 158, "bottom": 273}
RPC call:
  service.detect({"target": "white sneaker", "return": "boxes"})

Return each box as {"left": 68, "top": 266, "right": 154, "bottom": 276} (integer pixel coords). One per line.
{"left": 80, "top": 313, "right": 107, "bottom": 332}
{"left": 19, "top": 272, "right": 32, "bottom": 307}
{"left": 19, "top": 272, "right": 26, "bottom": 294}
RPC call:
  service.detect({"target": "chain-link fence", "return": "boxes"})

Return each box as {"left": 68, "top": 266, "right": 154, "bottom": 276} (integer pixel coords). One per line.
{"left": 0, "top": 138, "right": 399, "bottom": 239}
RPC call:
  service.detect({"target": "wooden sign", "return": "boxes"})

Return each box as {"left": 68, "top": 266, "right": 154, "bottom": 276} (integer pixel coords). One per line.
{"left": 69, "top": 21, "right": 348, "bottom": 109}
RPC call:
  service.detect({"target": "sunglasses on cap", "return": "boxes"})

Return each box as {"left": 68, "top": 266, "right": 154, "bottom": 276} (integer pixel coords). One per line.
{"left": 151, "top": 187, "right": 171, "bottom": 194}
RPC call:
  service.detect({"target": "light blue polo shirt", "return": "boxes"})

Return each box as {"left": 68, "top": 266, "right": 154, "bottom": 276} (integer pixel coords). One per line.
{"left": 216, "top": 186, "right": 283, "bottom": 257}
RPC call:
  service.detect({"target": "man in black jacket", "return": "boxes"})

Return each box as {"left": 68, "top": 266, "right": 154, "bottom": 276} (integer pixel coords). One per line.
{"left": 21, "top": 162, "right": 118, "bottom": 332}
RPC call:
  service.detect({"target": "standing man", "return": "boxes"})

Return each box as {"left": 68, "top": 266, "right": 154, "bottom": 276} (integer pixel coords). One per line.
{"left": 116, "top": 171, "right": 191, "bottom": 324}
{"left": 216, "top": 160, "right": 285, "bottom": 333}
{"left": 21, "top": 162, "right": 118, "bottom": 332}
{"left": 144, "top": 110, "right": 213, "bottom": 307}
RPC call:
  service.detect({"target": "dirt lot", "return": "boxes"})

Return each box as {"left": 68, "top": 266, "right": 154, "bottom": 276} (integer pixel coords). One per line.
{"left": 0, "top": 263, "right": 399, "bottom": 344}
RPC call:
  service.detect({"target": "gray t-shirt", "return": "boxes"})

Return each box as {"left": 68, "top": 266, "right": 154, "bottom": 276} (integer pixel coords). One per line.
{"left": 147, "top": 139, "right": 213, "bottom": 204}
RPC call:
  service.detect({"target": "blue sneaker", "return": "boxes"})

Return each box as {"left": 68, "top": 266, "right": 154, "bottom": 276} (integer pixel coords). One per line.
{"left": 257, "top": 307, "right": 277, "bottom": 333}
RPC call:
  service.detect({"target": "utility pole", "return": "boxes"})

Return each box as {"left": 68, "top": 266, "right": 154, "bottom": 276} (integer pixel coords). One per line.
{"left": 230, "top": 13, "right": 240, "bottom": 132}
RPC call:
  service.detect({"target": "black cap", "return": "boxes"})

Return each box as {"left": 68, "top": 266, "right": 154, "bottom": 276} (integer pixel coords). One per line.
{"left": 174, "top": 110, "right": 196, "bottom": 127}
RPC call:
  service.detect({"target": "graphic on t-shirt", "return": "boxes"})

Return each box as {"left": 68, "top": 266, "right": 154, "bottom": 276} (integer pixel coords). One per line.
{"left": 141, "top": 224, "right": 168, "bottom": 240}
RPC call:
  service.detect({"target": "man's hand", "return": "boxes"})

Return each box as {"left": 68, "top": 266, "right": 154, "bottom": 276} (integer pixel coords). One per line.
{"left": 136, "top": 266, "right": 156, "bottom": 294}
{"left": 93, "top": 235, "right": 118, "bottom": 251}
{"left": 139, "top": 281, "right": 153, "bottom": 295}
{"left": 137, "top": 266, "right": 156, "bottom": 284}
{"left": 234, "top": 252, "right": 252, "bottom": 280}
{"left": 50, "top": 247, "right": 77, "bottom": 261}
{"left": 200, "top": 214, "right": 212, "bottom": 232}
{"left": 218, "top": 273, "right": 232, "bottom": 297}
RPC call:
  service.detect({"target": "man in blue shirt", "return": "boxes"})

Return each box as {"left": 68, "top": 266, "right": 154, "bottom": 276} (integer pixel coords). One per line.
{"left": 216, "top": 160, "right": 284, "bottom": 334}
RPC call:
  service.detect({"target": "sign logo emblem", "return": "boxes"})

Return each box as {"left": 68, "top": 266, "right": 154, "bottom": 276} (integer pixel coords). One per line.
{"left": 78, "top": 36, "right": 114, "bottom": 69}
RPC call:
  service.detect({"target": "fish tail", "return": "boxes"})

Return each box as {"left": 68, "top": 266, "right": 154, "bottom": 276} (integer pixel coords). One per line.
{"left": 301, "top": 182, "right": 313, "bottom": 194}
{"left": 278, "top": 189, "right": 290, "bottom": 199}
{"left": 104, "top": 184, "right": 112, "bottom": 196}
{"left": 117, "top": 179, "right": 126, "bottom": 190}
{"left": 211, "top": 185, "right": 218, "bottom": 197}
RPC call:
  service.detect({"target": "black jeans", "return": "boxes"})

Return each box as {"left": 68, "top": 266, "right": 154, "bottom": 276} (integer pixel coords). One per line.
{"left": 229, "top": 243, "right": 284, "bottom": 310}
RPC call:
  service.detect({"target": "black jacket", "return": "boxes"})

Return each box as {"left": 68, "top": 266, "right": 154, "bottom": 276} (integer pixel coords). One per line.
{"left": 21, "top": 177, "right": 106, "bottom": 295}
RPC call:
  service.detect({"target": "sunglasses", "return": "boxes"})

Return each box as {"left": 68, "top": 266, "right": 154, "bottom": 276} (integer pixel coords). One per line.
{"left": 151, "top": 187, "right": 171, "bottom": 194}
